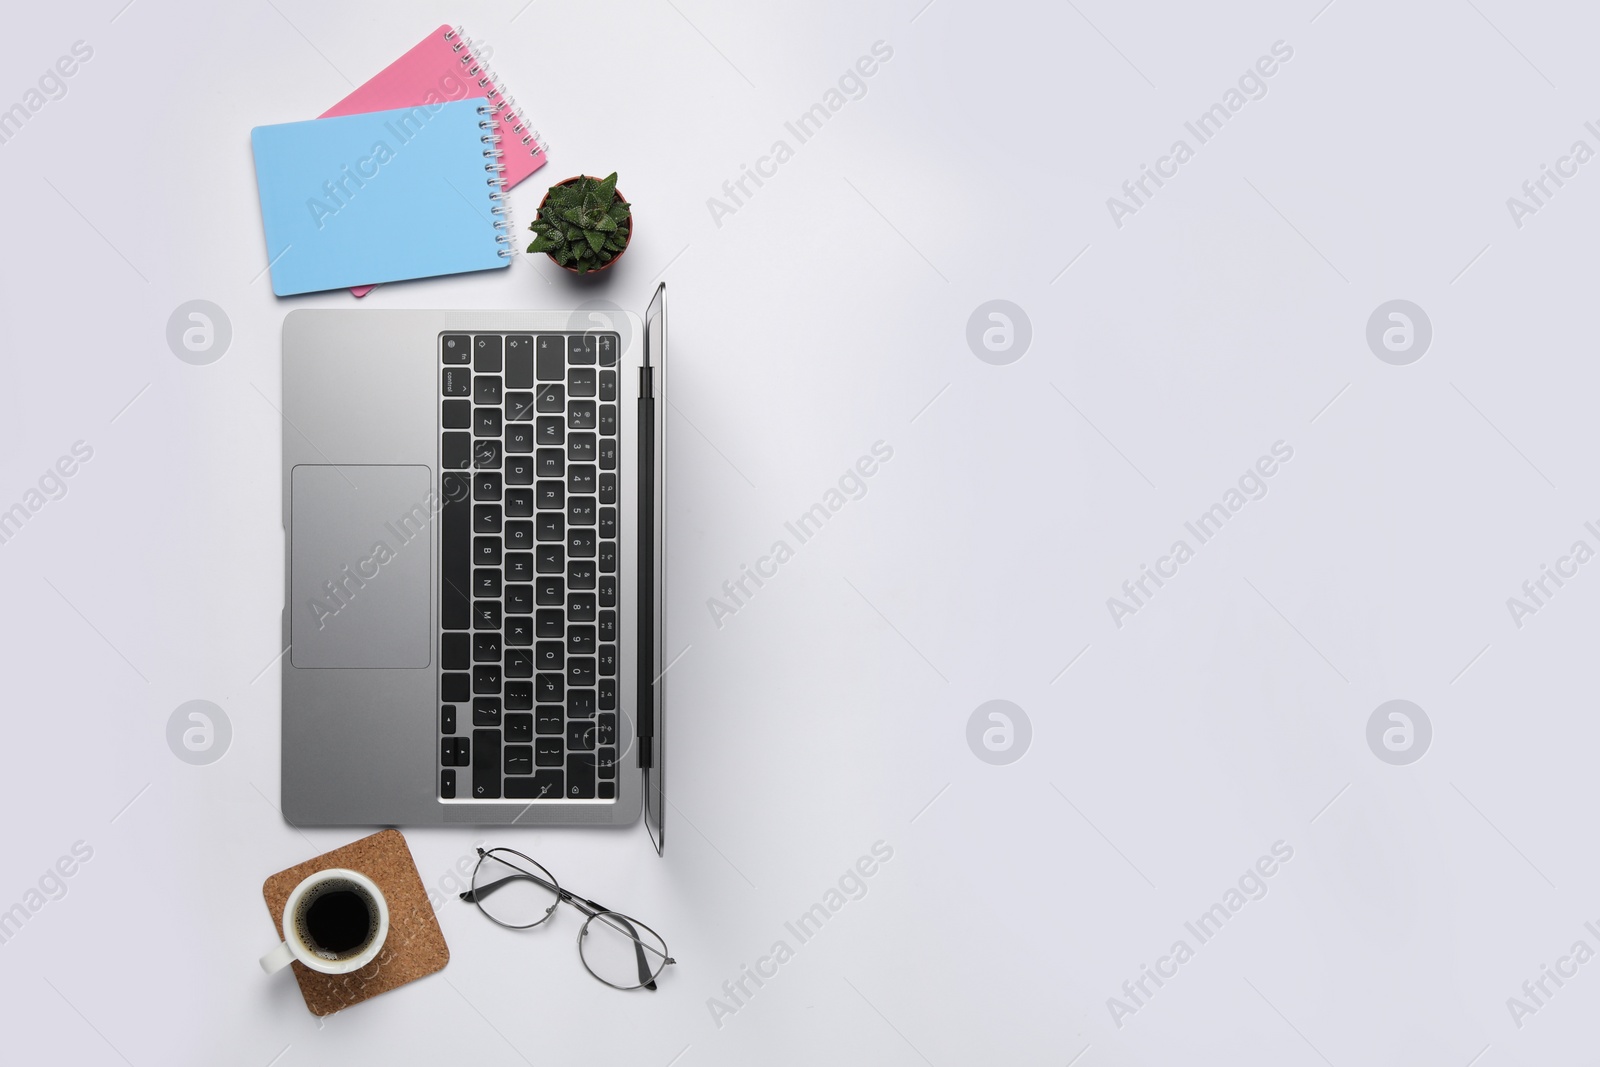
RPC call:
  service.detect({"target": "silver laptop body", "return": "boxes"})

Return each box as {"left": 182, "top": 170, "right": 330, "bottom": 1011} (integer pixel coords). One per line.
{"left": 278, "top": 295, "right": 666, "bottom": 841}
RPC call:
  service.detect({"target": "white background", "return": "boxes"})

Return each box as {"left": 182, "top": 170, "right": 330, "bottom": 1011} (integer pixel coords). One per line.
{"left": 2, "top": 0, "right": 1599, "bottom": 1063}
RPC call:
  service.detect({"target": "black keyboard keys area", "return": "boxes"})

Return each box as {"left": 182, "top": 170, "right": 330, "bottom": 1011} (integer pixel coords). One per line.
{"left": 441, "top": 331, "right": 622, "bottom": 802}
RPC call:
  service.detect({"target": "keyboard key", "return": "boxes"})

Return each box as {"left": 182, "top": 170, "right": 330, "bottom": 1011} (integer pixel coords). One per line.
{"left": 442, "top": 334, "right": 470, "bottom": 364}
{"left": 506, "top": 520, "right": 533, "bottom": 551}
{"left": 536, "top": 576, "right": 564, "bottom": 605}
{"left": 537, "top": 480, "right": 565, "bottom": 509}
{"left": 505, "top": 770, "right": 561, "bottom": 799}
{"left": 568, "top": 401, "right": 597, "bottom": 429}
{"left": 597, "top": 611, "right": 616, "bottom": 643}
{"left": 473, "top": 664, "right": 501, "bottom": 693}
{"left": 440, "top": 769, "right": 456, "bottom": 798}
{"left": 506, "top": 429, "right": 534, "bottom": 459}
{"left": 567, "top": 657, "right": 595, "bottom": 687}
{"left": 443, "top": 432, "right": 471, "bottom": 469}
{"left": 473, "top": 504, "right": 502, "bottom": 534}
{"left": 506, "top": 680, "right": 533, "bottom": 710}
{"left": 567, "top": 593, "right": 596, "bottom": 621}
{"left": 473, "top": 335, "right": 503, "bottom": 371}
{"left": 442, "top": 672, "right": 470, "bottom": 702}
{"left": 442, "top": 633, "right": 469, "bottom": 670}
{"left": 537, "top": 608, "right": 564, "bottom": 639}
{"left": 598, "top": 473, "right": 617, "bottom": 504}
{"left": 505, "top": 617, "right": 532, "bottom": 646}
{"left": 568, "top": 689, "right": 595, "bottom": 718}
{"left": 475, "top": 408, "right": 502, "bottom": 437}
{"left": 536, "top": 707, "right": 564, "bottom": 734}
{"left": 566, "top": 754, "right": 596, "bottom": 798}
{"left": 474, "top": 374, "right": 502, "bottom": 405}
{"left": 473, "top": 632, "right": 502, "bottom": 662}
{"left": 598, "top": 645, "right": 616, "bottom": 676}
{"left": 474, "top": 600, "right": 501, "bottom": 629}
{"left": 537, "top": 383, "right": 565, "bottom": 413}
{"left": 443, "top": 367, "right": 470, "bottom": 396}
{"left": 569, "top": 368, "right": 596, "bottom": 397}
{"left": 505, "top": 649, "right": 533, "bottom": 678}
{"left": 596, "top": 713, "right": 617, "bottom": 746}
{"left": 473, "top": 472, "right": 502, "bottom": 500}
{"left": 536, "top": 737, "right": 564, "bottom": 767}
{"left": 442, "top": 473, "right": 471, "bottom": 629}
{"left": 475, "top": 569, "right": 502, "bottom": 597}
{"left": 598, "top": 508, "right": 617, "bottom": 539}
{"left": 536, "top": 335, "right": 565, "bottom": 379}
{"left": 536, "top": 448, "right": 564, "bottom": 477}
{"left": 536, "top": 416, "right": 564, "bottom": 447}
{"left": 443, "top": 399, "right": 472, "bottom": 428}
{"left": 537, "top": 514, "right": 565, "bottom": 542}
{"left": 568, "top": 625, "right": 596, "bottom": 655}
{"left": 441, "top": 705, "right": 458, "bottom": 735}
{"left": 474, "top": 536, "right": 502, "bottom": 566}
{"left": 598, "top": 576, "right": 616, "bottom": 607}
{"left": 504, "top": 456, "right": 533, "bottom": 485}
{"left": 598, "top": 747, "right": 617, "bottom": 779}
{"left": 536, "top": 544, "right": 564, "bottom": 573}
{"left": 598, "top": 679, "right": 616, "bottom": 711}
{"left": 567, "top": 497, "right": 596, "bottom": 526}
{"left": 568, "top": 530, "right": 596, "bottom": 558}
{"left": 506, "top": 584, "right": 534, "bottom": 614}
{"left": 505, "top": 488, "right": 534, "bottom": 517}
{"left": 473, "top": 697, "right": 501, "bottom": 727}
{"left": 504, "top": 745, "right": 533, "bottom": 775}
{"left": 536, "top": 641, "right": 563, "bottom": 671}
{"left": 569, "top": 334, "right": 596, "bottom": 364}
{"left": 568, "top": 433, "right": 597, "bottom": 462}
{"left": 505, "top": 335, "right": 535, "bottom": 386}
{"left": 598, "top": 370, "right": 617, "bottom": 401}
{"left": 506, "top": 395, "right": 536, "bottom": 423}
{"left": 569, "top": 561, "right": 597, "bottom": 589}
{"left": 568, "top": 465, "right": 596, "bottom": 494}
{"left": 473, "top": 440, "right": 502, "bottom": 470}
{"left": 506, "top": 553, "right": 534, "bottom": 581}
{"left": 567, "top": 719, "right": 596, "bottom": 751}
{"left": 597, "top": 541, "right": 616, "bottom": 574}
{"left": 597, "top": 438, "right": 616, "bottom": 470}
{"left": 598, "top": 781, "right": 615, "bottom": 800}
{"left": 597, "top": 334, "right": 618, "bottom": 366}
{"left": 598, "top": 404, "right": 617, "bottom": 434}
{"left": 472, "top": 729, "right": 501, "bottom": 798}
{"left": 505, "top": 713, "right": 533, "bottom": 742}
{"left": 536, "top": 673, "right": 564, "bottom": 703}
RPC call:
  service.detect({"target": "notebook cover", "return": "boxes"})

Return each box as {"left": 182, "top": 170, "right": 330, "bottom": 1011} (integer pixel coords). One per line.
{"left": 323, "top": 25, "right": 547, "bottom": 297}
{"left": 262, "top": 829, "right": 448, "bottom": 1016}
{"left": 250, "top": 100, "right": 511, "bottom": 296}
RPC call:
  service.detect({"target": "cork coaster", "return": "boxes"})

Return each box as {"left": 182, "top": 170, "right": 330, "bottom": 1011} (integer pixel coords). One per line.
{"left": 262, "top": 829, "right": 449, "bottom": 1016}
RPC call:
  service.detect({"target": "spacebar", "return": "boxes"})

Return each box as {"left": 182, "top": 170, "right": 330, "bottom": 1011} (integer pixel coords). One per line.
{"left": 441, "top": 472, "right": 470, "bottom": 630}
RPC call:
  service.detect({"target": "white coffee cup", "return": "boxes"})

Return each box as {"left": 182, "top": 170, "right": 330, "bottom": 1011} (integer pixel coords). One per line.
{"left": 260, "top": 868, "right": 389, "bottom": 976}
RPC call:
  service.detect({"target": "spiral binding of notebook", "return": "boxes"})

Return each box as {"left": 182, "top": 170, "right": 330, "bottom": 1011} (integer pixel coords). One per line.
{"left": 476, "top": 105, "right": 515, "bottom": 259}
{"left": 447, "top": 28, "right": 549, "bottom": 167}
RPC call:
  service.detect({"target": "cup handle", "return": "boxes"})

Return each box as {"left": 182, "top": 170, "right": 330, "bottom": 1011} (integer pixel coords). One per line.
{"left": 259, "top": 941, "right": 295, "bottom": 974}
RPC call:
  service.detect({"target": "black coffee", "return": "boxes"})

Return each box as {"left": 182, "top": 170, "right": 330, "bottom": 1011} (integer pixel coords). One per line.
{"left": 303, "top": 888, "right": 372, "bottom": 956}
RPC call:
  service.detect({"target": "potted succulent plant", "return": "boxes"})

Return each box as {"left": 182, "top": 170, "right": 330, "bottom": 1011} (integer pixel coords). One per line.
{"left": 527, "top": 173, "right": 632, "bottom": 274}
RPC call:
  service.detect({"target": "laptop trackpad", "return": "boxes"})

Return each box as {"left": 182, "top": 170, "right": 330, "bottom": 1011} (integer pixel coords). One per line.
{"left": 291, "top": 465, "right": 432, "bottom": 669}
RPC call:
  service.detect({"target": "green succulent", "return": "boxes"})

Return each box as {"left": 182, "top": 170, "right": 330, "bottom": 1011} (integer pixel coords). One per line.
{"left": 527, "top": 173, "right": 631, "bottom": 272}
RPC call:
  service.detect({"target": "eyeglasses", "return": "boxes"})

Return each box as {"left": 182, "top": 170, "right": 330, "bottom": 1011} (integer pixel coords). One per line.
{"left": 459, "top": 847, "right": 675, "bottom": 991}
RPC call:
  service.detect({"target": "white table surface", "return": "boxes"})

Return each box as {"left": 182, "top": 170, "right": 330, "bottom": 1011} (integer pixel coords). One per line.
{"left": 3, "top": 0, "right": 1599, "bottom": 1063}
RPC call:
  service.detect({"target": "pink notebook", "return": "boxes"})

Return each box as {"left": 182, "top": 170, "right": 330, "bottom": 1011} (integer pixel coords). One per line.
{"left": 322, "top": 25, "right": 547, "bottom": 295}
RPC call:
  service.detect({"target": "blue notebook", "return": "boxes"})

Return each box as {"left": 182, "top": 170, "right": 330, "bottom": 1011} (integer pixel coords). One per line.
{"left": 250, "top": 99, "right": 511, "bottom": 296}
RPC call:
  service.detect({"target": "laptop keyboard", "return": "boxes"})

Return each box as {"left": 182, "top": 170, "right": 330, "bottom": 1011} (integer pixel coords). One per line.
{"left": 437, "top": 332, "right": 621, "bottom": 802}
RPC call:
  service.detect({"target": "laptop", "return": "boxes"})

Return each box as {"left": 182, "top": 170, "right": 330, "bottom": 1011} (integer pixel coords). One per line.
{"left": 278, "top": 286, "right": 667, "bottom": 853}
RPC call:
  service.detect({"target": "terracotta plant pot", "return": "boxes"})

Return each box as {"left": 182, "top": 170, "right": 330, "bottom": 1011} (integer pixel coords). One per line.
{"left": 535, "top": 176, "right": 632, "bottom": 275}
